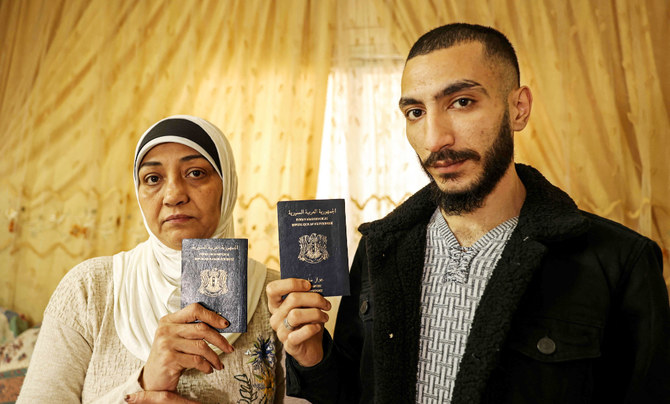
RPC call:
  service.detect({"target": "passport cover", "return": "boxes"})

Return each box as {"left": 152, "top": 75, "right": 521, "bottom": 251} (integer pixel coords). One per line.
{"left": 181, "top": 238, "right": 247, "bottom": 333}
{"left": 277, "top": 199, "right": 350, "bottom": 296}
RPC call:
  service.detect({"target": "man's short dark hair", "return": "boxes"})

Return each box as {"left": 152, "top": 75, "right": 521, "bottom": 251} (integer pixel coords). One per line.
{"left": 407, "top": 23, "right": 520, "bottom": 88}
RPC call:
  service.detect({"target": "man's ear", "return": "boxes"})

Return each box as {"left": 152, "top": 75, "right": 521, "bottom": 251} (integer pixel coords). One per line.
{"left": 509, "top": 86, "right": 532, "bottom": 131}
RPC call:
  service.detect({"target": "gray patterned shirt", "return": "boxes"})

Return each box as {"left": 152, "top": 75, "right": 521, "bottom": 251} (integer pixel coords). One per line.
{"left": 415, "top": 209, "right": 518, "bottom": 403}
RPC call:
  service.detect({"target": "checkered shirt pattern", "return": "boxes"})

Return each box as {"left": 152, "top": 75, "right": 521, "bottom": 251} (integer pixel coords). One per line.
{"left": 415, "top": 209, "right": 518, "bottom": 403}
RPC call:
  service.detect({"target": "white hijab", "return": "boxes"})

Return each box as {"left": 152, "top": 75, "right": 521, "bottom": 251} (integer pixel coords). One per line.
{"left": 112, "top": 115, "right": 267, "bottom": 362}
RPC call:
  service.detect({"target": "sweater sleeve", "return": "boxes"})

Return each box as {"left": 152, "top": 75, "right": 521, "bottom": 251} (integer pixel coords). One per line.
{"left": 17, "top": 259, "right": 144, "bottom": 403}
{"left": 17, "top": 314, "right": 93, "bottom": 403}
{"left": 89, "top": 368, "right": 143, "bottom": 404}
{"left": 18, "top": 315, "right": 143, "bottom": 404}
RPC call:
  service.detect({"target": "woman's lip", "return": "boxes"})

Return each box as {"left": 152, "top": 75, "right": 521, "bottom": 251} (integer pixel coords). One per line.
{"left": 164, "top": 214, "right": 193, "bottom": 222}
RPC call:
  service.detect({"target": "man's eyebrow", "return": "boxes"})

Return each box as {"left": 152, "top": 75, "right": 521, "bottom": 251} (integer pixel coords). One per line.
{"left": 398, "top": 96, "right": 421, "bottom": 109}
{"left": 436, "top": 80, "right": 488, "bottom": 100}
{"left": 399, "top": 80, "right": 488, "bottom": 109}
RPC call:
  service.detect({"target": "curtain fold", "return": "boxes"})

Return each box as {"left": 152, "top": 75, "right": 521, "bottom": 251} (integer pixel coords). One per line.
{"left": 0, "top": 0, "right": 336, "bottom": 323}
{"left": 372, "top": 0, "right": 670, "bottom": 285}
{"left": 316, "top": 0, "right": 428, "bottom": 264}
{"left": 1, "top": 0, "right": 668, "bottom": 324}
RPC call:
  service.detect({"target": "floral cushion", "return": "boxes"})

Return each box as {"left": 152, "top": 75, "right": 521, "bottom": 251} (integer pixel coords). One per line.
{"left": 0, "top": 308, "right": 29, "bottom": 346}
{"left": 0, "top": 327, "right": 39, "bottom": 373}
{"left": 0, "top": 308, "right": 38, "bottom": 403}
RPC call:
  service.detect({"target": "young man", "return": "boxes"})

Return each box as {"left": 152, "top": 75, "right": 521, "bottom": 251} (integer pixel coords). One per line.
{"left": 267, "top": 23, "right": 670, "bottom": 403}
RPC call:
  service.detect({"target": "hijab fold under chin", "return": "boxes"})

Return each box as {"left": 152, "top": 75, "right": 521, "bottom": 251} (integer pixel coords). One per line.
{"left": 112, "top": 115, "right": 267, "bottom": 362}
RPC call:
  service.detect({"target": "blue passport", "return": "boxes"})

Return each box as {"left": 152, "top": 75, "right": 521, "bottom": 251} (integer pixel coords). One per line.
{"left": 181, "top": 238, "right": 248, "bottom": 333}
{"left": 277, "top": 199, "right": 350, "bottom": 297}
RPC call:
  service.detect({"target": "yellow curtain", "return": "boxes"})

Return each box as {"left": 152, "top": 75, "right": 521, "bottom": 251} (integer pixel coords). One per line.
{"left": 0, "top": 0, "right": 335, "bottom": 323}
{"left": 1, "top": 0, "right": 668, "bottom": 324}
{"left": 373, "top": 0, "right": 670, "bottom": 285}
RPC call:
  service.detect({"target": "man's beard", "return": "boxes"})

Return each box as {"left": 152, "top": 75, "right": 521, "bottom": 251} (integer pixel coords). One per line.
{"left": 421, "top": 111, "right": 514, "bottom": 215}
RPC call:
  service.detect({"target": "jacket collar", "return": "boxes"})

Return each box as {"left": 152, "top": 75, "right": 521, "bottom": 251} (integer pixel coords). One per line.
{"left": 360, "top": 163, "right": 589, "bottom": 244}
{"left": 515, "top": 163, "right": 589, "bottom": 242}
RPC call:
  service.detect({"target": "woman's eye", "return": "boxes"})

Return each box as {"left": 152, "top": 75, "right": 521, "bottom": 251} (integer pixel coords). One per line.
{"left": 188, "top": 169, "right": 204, "bottom": 178}
{"left": 144, "top": 175, "right": 160, "bottom": 185}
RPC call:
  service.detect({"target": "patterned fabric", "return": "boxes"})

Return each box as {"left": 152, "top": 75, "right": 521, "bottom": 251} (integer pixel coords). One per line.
{"left": 0, "top": 308, "right": 30, "bottom": 346}
{"left": 0, "top": 326, "right": 39, "bottom": 404}
{"left": 236, "top": 336, "right": 278, "bottom": 403}
{"left": 0, "top": 368, "right": 27, "bottom": 403}
{"left": 415, "top": 209, "right": 518, "bottom": 403}
{"left": 0, "top": 328, "right": 39, "bottom": 372}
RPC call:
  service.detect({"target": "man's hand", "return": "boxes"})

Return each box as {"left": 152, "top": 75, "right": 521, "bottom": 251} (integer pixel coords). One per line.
{"left": 266, "top": 278, "right": 331, "bottom": 367}
{"left": 141, "top": 303, "right": 234, "bottom": 392}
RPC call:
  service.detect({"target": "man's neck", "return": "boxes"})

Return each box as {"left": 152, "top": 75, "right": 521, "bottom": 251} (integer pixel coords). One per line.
{"left": 441, "top": 165, "right": 526, "bottom": 247}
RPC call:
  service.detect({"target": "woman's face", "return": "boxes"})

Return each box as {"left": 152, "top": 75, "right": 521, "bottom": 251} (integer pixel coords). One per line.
{"left": 137, "top": 142, "right": 223, "bottom": 250}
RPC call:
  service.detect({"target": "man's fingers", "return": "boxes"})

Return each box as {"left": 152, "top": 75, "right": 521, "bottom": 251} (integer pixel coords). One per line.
{"left": 286, "top": 307, "right": 330, "bottom": 330}
{"left": 282, "top": 291, "right": 332, "bottom": 311}
{"left": 266, "top": 278, "right": 312, "bottom": 311}
{"left": 271, "top": 307, "right": 330, "bottom": 344}
{"left": 265, "top": 279, "right": 330, "bottom": 368}
{"left": 270, "top": 292, "right": 332, "bottom": 330}
{"left": 125, "top": 390, "right": 201, "bottom": 403}
{"left": 286, "top": 323, "right": 324, "bottom": 346}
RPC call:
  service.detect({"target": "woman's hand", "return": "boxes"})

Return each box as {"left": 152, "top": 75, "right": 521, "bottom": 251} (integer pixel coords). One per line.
{"left": 266, "top": 278, "right": 331, "bottom": 367}
{"left": 141, "top": 303, "right": 234, "bottom": 392}
{"left": 125, "top": 391, "right": 200, "bottom": 403}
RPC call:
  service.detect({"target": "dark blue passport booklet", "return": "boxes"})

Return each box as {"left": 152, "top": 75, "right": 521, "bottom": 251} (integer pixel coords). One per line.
{"left": 277, "top": 199, "right": 350, "bottom": 296}
{"left": 181, "top": 238, "right": 248, "bottom": 333}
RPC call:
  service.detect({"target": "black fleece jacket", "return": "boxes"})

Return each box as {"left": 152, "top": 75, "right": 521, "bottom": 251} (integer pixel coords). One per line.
{"left": 286, "top": 164, "right": 670, "bottom": 403}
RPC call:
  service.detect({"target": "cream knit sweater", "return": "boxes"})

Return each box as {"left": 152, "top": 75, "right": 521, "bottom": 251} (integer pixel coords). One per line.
{"left": 18, "top": 256, "right": 286, "bottom": 403}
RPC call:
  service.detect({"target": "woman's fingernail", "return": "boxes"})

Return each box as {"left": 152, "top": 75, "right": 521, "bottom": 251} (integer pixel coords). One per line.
{"left": 303, "top": 280, "right": 311, "bottom": 289}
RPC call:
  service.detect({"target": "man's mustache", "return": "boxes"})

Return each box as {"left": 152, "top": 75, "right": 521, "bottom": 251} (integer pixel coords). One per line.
{"left": 422, "top": 147, "right": 481, "bottom": 167}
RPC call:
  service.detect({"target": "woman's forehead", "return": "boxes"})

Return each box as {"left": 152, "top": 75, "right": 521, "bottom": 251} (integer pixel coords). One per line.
{"left": 139, "top": 142, "right": 205, "bottom": 165}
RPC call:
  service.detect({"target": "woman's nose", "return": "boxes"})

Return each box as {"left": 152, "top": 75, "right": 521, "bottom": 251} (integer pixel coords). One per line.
{"left": 163, "top": 177, "right": 189, "bottom": 206}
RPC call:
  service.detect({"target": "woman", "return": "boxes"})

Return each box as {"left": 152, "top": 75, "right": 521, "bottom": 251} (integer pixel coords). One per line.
{"left": 19, "top": 116, "right": 283, "bottom": 403}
